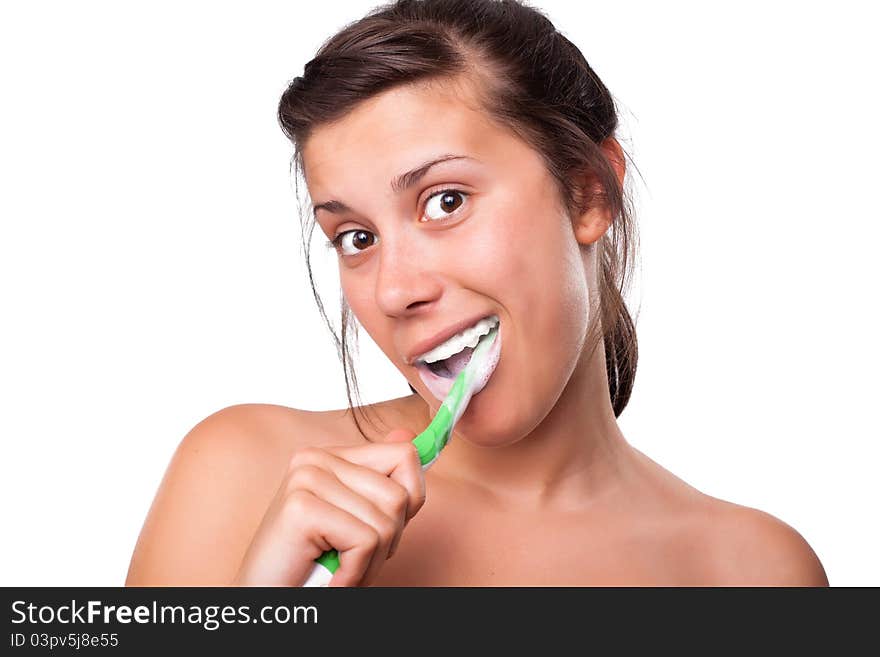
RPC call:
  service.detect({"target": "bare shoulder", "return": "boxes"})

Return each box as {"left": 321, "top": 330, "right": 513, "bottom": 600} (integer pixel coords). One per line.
{"left": 125, "top": 403, "right": 360, "bottom": 586}
{"left": 686, "top": 497, "right": 829, "bottom": 586}
{"left": 622, "top": 448, "right": 828, "bottom": 586}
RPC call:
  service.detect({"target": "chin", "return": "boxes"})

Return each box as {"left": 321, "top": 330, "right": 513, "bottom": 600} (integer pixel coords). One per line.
{"left": 432, "top": 351, "right": 530, "bottom": 448}
{"left": 461, "top": 389, "right": 532, "bottom": 445}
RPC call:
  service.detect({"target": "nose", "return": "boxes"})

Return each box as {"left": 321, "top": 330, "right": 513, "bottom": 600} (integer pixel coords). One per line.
{"left": 374, "top": 232, "right": 443, "bottom": 317}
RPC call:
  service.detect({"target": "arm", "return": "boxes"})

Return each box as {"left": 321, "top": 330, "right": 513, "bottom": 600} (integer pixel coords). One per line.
{"left": 125, "top": 404, "right": 293, "bottom": 586}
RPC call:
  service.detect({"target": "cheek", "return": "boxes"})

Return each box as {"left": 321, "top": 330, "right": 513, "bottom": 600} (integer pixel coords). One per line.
{"left": 482, "top": 211, "right": 591, "bottom": 366}
{"left": 342, "top": 281, "right": 398, "bottom": 363}
{"left": 475, "top": 210, "right": 588, "bottom": 314}
{"left": 455, "top": 207, "right": 544, "bottom": 289}
{"left": 339, "top": 275, "right": 376, "bottom": 332}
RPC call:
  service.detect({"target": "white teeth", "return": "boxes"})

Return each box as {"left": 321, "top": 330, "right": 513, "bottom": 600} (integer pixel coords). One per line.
{"left": 416, "top": 315, "right": 499, "bottom": 364}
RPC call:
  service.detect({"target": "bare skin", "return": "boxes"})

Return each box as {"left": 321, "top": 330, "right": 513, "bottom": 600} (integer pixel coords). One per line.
{"left": 126, "top": 396, "right": 827, "bottom": 586}
{"left": 126, "top": 74, "right": 828, "bottom": 586}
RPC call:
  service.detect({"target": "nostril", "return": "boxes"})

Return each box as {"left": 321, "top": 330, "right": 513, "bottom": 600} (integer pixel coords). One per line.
{"left": 406, "top": 300, "right": 431, "bottom": 311}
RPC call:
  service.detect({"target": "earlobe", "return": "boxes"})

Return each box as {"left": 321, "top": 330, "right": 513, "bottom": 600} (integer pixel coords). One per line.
{"left": 573, "top": 211, "right": 612, "bottom": 246}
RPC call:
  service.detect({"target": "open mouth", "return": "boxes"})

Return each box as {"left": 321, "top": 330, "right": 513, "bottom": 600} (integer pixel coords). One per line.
{"left": 413, "top": 315, "right": 502, "bottom": 400}
{"left": 425, "top": 351, "right": 473, "bottom": 378}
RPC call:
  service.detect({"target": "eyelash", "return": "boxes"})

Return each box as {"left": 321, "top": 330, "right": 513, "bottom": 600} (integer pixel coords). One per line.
{"left": 327, "top": 187, "right": 469, "bottom": 255}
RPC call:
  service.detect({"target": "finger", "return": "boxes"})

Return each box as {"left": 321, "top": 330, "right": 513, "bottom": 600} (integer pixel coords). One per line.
{"left": 295, "top": 442, "right": 426, "bottom": 522}
{"left": 288, "top": 465, "right": 400, "bottom": 573}
{"left": 380, "top": 429, "right": 420, "bottom": 558}
{"left": 384, "top": 428, "right": 418, "bottom": 443}
{"left": 289, "top": 455, "right": 410, "bottom": 567}
{"left": 286, "top": 490, "right": 379, "bottom": 588}
{"left": 290, "top": 449, "right": 412, "bottom": 524}
{"left": 322, "top": 436, "right": 421, "bottom": 475}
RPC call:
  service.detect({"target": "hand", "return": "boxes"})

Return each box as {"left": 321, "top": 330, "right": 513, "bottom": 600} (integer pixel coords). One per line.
{"left": 233, "top": 429, "right": 425, "bottom": 587}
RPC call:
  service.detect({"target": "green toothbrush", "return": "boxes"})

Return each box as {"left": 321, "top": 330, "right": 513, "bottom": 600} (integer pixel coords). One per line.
{"left": 301, "top": 325, "right": 499, "bottom": 587}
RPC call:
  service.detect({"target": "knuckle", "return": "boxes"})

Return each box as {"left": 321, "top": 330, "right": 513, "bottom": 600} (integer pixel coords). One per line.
{"left": 287, "top": 446, "right": 321, "bottom": 473}
{"left": 284, "top": 489, "right": 314, "bottom": 517}
{"left": 389, "top": 485, "right": 409, "bottom": 514}
{"left": 289, "top": 464, "right": 324, "bottom": 488}
{"left": 362, "top": 525, "right": 380, "bottom": 550}
{"left": 378, "top": 515, "right": 398, "bottom": 542}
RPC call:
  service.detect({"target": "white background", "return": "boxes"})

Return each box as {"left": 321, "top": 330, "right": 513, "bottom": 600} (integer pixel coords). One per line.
{"left": 1, "top": 1, "right": 877, "bottom": 586}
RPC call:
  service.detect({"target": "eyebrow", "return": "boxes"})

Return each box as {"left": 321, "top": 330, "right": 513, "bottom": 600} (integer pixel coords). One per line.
{"left": 312, "top": 154, "right": 475, "bottom": 218}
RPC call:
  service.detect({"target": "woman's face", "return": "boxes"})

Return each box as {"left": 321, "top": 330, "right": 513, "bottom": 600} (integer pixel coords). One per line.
{"left": 302, "top": 77, "right": 597, "bottom": 446}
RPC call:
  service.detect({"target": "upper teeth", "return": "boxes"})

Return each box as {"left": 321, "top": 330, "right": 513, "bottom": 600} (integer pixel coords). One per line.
{"left": 416, "top": 315, "right": 499, "bottom": 364}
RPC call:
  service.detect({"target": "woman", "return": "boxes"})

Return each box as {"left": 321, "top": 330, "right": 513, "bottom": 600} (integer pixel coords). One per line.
{"left": 126, "top": 0, "right": 829, "bottom": 586}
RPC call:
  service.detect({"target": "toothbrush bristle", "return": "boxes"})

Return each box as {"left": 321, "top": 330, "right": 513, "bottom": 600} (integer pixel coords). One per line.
{"left": 467, "top": 327, "right": 498, "bottom": 378}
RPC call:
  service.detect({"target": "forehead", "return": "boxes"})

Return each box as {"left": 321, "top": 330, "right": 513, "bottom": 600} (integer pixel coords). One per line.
{"left": 301, "top": 77, "right": 532, "bottom": 196}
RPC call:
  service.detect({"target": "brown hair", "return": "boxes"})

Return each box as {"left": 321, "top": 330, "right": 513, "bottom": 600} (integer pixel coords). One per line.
{"left": 277, "top": 0, "right": 639, "bottom": 437}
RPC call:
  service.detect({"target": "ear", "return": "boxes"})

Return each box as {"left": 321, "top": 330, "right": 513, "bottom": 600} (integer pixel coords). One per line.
{"left": 572, "top": 137, "right": 626, "bottom": 246}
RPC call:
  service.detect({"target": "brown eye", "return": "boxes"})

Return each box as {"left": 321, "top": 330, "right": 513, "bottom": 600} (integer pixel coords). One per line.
{"left": 334, "top": 229, "right": 378, "bottom": 256}
{"left": 352, "top": 231, "right": 374, "bottom": 249}
{"left": 423, "top": 189, "right": 468, "bottom": 222}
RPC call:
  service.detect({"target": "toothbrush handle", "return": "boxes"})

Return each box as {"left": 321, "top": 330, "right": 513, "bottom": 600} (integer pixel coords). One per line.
{"left": 299, "top": 362, "right": 477, "bottom": 587}
{"left": 300, "top": 409, "right": 454, "bottom": 587}
{"left": 301, "top": 463, "right": 433, "bottom": 587}
{"left": 299, "top": 329, "right": 493, "bottom": 586}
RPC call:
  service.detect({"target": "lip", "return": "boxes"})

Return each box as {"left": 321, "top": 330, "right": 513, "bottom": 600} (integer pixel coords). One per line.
{"left": 404, "top": 313, "right": 497, "bottom": 365}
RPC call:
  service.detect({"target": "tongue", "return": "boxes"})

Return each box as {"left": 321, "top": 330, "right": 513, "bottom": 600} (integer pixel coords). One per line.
{"left": 445, "top": 345, "right": 475, "bottom": 378}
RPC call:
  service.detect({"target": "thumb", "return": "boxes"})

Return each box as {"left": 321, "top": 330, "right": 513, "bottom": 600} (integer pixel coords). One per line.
{"left": 383, "top": 427, "right": 424, "bottom": 528}
{"left": 384, "top": 428, "right": 417, "bottom": 443}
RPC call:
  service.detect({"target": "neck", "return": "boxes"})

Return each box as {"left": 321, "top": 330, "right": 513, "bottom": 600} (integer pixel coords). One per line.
{"left": 420, "top": 336, "right": 634, "bottom": 513}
